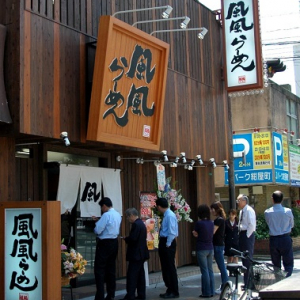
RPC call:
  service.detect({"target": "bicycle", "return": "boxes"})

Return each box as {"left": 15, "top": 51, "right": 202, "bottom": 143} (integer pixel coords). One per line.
{"left": 219, "top": 248, "right": 287, "bottom": 300}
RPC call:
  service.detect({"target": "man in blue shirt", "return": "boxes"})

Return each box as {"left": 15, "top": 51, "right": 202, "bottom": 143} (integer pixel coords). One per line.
{"left": 93, "top": 197, "right": 122, "bottom": 300}
{"left": 156, "top": 197, "right": 179, "bottom": 299}
{"left": 264, "top": 190, "right": 294, "bottom": 276}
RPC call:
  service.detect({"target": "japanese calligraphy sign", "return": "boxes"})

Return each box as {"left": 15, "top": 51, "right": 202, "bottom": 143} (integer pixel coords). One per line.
{"left": 0, "top": 201, "right": 61, "bottom": 300}
{"left": 289, "top": 145, "right": 300, "bottom": 187}
{"left": 225, "top": 132, "right": 273, "bottom": 185}
{"left": 273, "top": 132, "right": 289, "bottom": 184}
{"left": 221, "top": 0, "right": 263, "bottom": 92}
{"left": 87, "top": 16, "right": 169, "bottom": 150}
{"left": 5, "top": 208, "right": 42, "bottom": 300}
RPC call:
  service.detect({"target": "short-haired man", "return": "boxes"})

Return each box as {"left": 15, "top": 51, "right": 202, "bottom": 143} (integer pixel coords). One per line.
{"left": 93, "top": 197, "right": 122, "bottom": 300}
{"left": 236, "top": 194, "right": 256, "bottom": 286}
{"left": 264, "top": 191, "right": 294, "bottom": 277}
{"left": 122, "top": 208, "right": 149, "bottom": 300}
{"left": 156, "top": 197, "right": 179, "bottom": 299}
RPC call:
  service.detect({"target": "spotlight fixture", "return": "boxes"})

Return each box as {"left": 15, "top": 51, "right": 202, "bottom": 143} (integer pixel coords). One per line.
{"left": 151, "top": 27, "right": 208, "bottom": 39}
{"left": 132, "top": 16, "right": 190, "bottom": 29}
{"left": 60, "top": 132, "right": 70, "bottom": 146}
{"left": 170, "top": 162, "right": 178, "bottom": 168}
{"left": 180, "top": 16, "right": 191, "bottom": 28}
{"left": 116, "top": 156, "right": 122, "bottom": 162}
{"left": 136, "top": 158, "right": 144, "bottom": 164}
{"left": 209, "top": 158, "right": 217, "bottom": 168}
{"left": 197, "top": 27, "right": 208, "bottom": 39}
{"left": 196, "top": 155, "right": 204, "bottom": 165}
{"left": 223, "top": 160, "right": 230, "bottom": 170}
{"left": 174, "top": 156, "right": 179, "bottom": 163}
{"left": 161, "top": 5, "right": 173, "bottom": 18}
{"left": 113, "top": 5, "right": 173, "bottom": 19}
{"left": 180, "top": 152, "right": 187, "bottom": 164}
{"left": 161, "top": 150, "right": 168, "bottom": 162}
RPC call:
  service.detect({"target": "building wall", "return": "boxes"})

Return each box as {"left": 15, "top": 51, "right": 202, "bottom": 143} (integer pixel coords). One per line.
{"left": 0, "top": 0, "right": 231, "bottom": 276}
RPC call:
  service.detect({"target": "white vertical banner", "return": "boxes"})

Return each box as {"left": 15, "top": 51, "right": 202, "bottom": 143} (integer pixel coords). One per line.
{"left": 156, "top": 163, "right": 166, "bottom": 191}
{"left": 80, "top": 167, "right": 103, "bottom": 217}
{"left": 102, "top": 168, "right": 123, "bottom": 216}
{"left": 57, "top": 165, "right": 81, "bottom": 214}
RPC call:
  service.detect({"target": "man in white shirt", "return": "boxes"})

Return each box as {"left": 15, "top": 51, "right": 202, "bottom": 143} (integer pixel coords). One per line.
{"left": 264, "top": 190, "right": 294, "bottom": 276}
{"left": 93, "top": 197, "right": 122, "bottom": 300}
{"left": 236, "top": 194, "right": 256, "bottom": 286}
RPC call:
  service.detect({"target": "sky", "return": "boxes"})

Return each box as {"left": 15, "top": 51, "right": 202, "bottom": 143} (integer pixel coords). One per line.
{"left": 198, "top": 0, "right": 300, "bottom": 96}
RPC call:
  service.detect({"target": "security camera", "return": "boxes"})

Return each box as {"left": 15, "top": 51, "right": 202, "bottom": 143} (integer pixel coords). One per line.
{"left": 60, "top": 131, "right": 70, "bottom": 146}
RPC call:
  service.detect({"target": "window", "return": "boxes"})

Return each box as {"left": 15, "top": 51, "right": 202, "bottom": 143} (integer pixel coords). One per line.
{"left": 286, "top": 98, "right": 298, "bottom": 144}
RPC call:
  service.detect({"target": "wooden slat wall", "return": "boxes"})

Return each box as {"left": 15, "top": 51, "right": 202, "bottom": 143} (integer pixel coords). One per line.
{"left": 110, "top": 153, "right": 198, "bottom": 275}
{"left": 17, "top": 0, "right": 229, "bottom": 162}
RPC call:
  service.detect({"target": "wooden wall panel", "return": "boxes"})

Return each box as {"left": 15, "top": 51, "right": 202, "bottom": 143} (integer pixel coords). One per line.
{"left": 17, "top": 0, "right": 230, "bottom": 165}
{"left": 0, "top": 138, "right": 15, "bottom": 201}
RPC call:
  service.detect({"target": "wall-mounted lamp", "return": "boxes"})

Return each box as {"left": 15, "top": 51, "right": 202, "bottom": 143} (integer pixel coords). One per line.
{"left": 209, "top": 158, "right": 217, "bottom": 168}
{"left": 196, "top": 155, "right": 204, "bottom": 165}
{"left": 223, "top": 160, "right": 230, "bottom": 170}
{"left": 253, "top": 128, "right": 260, "bottom": 133}
{"left": 132, "top": 16, "right": 190, "bottom": 29}
{"left": 60, "top": 132, "right": 70, "bottom": 147}
{"left": 136, "top": 158, "right": 144, "bottom": 164}
{"left": 150, "top": 27, "right": 208, "bottom": 39}
{"left": 180, "top": 152, "right": 187, "bottom": 164}
{"left": 113, "top": 5, "right": 173, "bottom": 19}
{"left": 161, "top": 150, "right": 168, "bottom": 162}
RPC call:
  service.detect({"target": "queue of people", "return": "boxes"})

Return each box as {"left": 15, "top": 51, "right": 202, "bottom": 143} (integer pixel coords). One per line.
{"left": 91, "top": 190, "right": 294, "bottom": 300}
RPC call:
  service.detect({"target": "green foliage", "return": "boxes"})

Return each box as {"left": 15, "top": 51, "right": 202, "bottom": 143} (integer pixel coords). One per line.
{"left": 255, "top": 206, "right": 300, "bottom": 240}
{"left": 291, "top": 207, "right": 300, "bottom": 237}
{"left": 255, "top": 213, "right": 269, "bottom": 240}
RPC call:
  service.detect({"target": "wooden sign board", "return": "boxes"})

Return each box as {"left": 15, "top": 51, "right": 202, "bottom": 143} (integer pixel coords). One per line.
{"left": 87, "top": 16, "right": 169, "bottom": 150}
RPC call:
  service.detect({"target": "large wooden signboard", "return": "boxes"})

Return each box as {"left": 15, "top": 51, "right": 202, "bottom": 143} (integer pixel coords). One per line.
{"left": 87, "top": 16, "right": 169, "bottom": 151}
{"left": 0, "top": 201, "right": 60, "bottom": 300}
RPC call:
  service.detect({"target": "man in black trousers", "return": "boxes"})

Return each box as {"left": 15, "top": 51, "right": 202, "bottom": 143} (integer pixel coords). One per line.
{"left": 122, "top": 208, "right": 149, "bottom": 300}
{"left": 156, "top": 197, "right": 179, "bottom": 299}
{"left": 93, "top": 197, "right": 122, "bottom": 300}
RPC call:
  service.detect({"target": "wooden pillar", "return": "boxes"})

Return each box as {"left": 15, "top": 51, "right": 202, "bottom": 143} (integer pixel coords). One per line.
{"left": 0, "top": 137, "right": 15, "bottom": 201}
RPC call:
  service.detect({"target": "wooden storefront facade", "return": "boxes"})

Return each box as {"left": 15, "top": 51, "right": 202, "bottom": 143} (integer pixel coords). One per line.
{"left": 0, "top": 0, "right": 231, "bottom": 282}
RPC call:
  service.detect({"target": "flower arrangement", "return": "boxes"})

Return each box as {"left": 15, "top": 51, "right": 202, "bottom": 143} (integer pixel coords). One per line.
{"left": 155, "top": 177, "right": 193, "bottom": 223}
{"left": 61, "top": 243, "right": 87, "bottom": 278}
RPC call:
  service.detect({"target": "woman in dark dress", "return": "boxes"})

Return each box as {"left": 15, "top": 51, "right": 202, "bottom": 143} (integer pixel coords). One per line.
{"left": 224, "top": 209, "right": 239, "bottom": 263}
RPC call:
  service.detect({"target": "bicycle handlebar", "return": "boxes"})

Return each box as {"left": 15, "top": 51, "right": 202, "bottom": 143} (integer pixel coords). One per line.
{"left": 229, "top": 247, "right": 262, "bottom": 265}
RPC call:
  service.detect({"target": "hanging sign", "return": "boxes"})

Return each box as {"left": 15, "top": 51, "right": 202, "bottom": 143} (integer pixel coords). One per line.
{"left": 221, "top": 0, "right": 263, "bottom": 92}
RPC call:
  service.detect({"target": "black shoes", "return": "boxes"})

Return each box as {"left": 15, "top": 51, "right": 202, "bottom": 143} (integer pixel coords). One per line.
{"left": 159, "top": 293, "right": 179, "bottom": 299}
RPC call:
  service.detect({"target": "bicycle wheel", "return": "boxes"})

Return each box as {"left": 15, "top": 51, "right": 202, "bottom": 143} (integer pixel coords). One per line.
{"left": 219, "top": 282, "right": 233, "bottom": 300}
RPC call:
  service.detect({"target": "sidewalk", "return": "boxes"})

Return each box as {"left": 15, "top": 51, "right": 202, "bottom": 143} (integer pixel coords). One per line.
{"left": 62, "top": 252, "right": 300, "bottom": 300}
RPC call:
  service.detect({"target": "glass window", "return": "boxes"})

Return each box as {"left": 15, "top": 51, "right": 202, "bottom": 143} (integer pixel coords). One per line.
{"left": 286, "top": 98, "right": 298, "bottom": 144}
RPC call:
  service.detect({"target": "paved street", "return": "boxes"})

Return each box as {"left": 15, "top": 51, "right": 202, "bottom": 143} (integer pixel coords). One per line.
{"left": 62, "top": 255, "right": 300, "bottom": 300}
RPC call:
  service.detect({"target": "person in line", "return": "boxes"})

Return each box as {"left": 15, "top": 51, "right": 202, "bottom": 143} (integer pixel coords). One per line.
{"left": 236, "top": 194, "right": 256, "bottom": 286}
{"left": 122, "top": 208, "right": 149, "bottom": 300}
{"left": 264, "top": 190, "right": 294, "bottom": 277}
{"left": 93, "top": 197, "right": 122, "bottom": 300}
{"left": 156, "top": 197, "right": 179, "bottom": 299}
{"left": 224, "top": 209, "right": 239, "bottom": 264}
{"left": 210, "top": 201, "right": 229, "bottom": 294}
{"left": 192, "top": 204, "right": 215, "bottom": 298}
